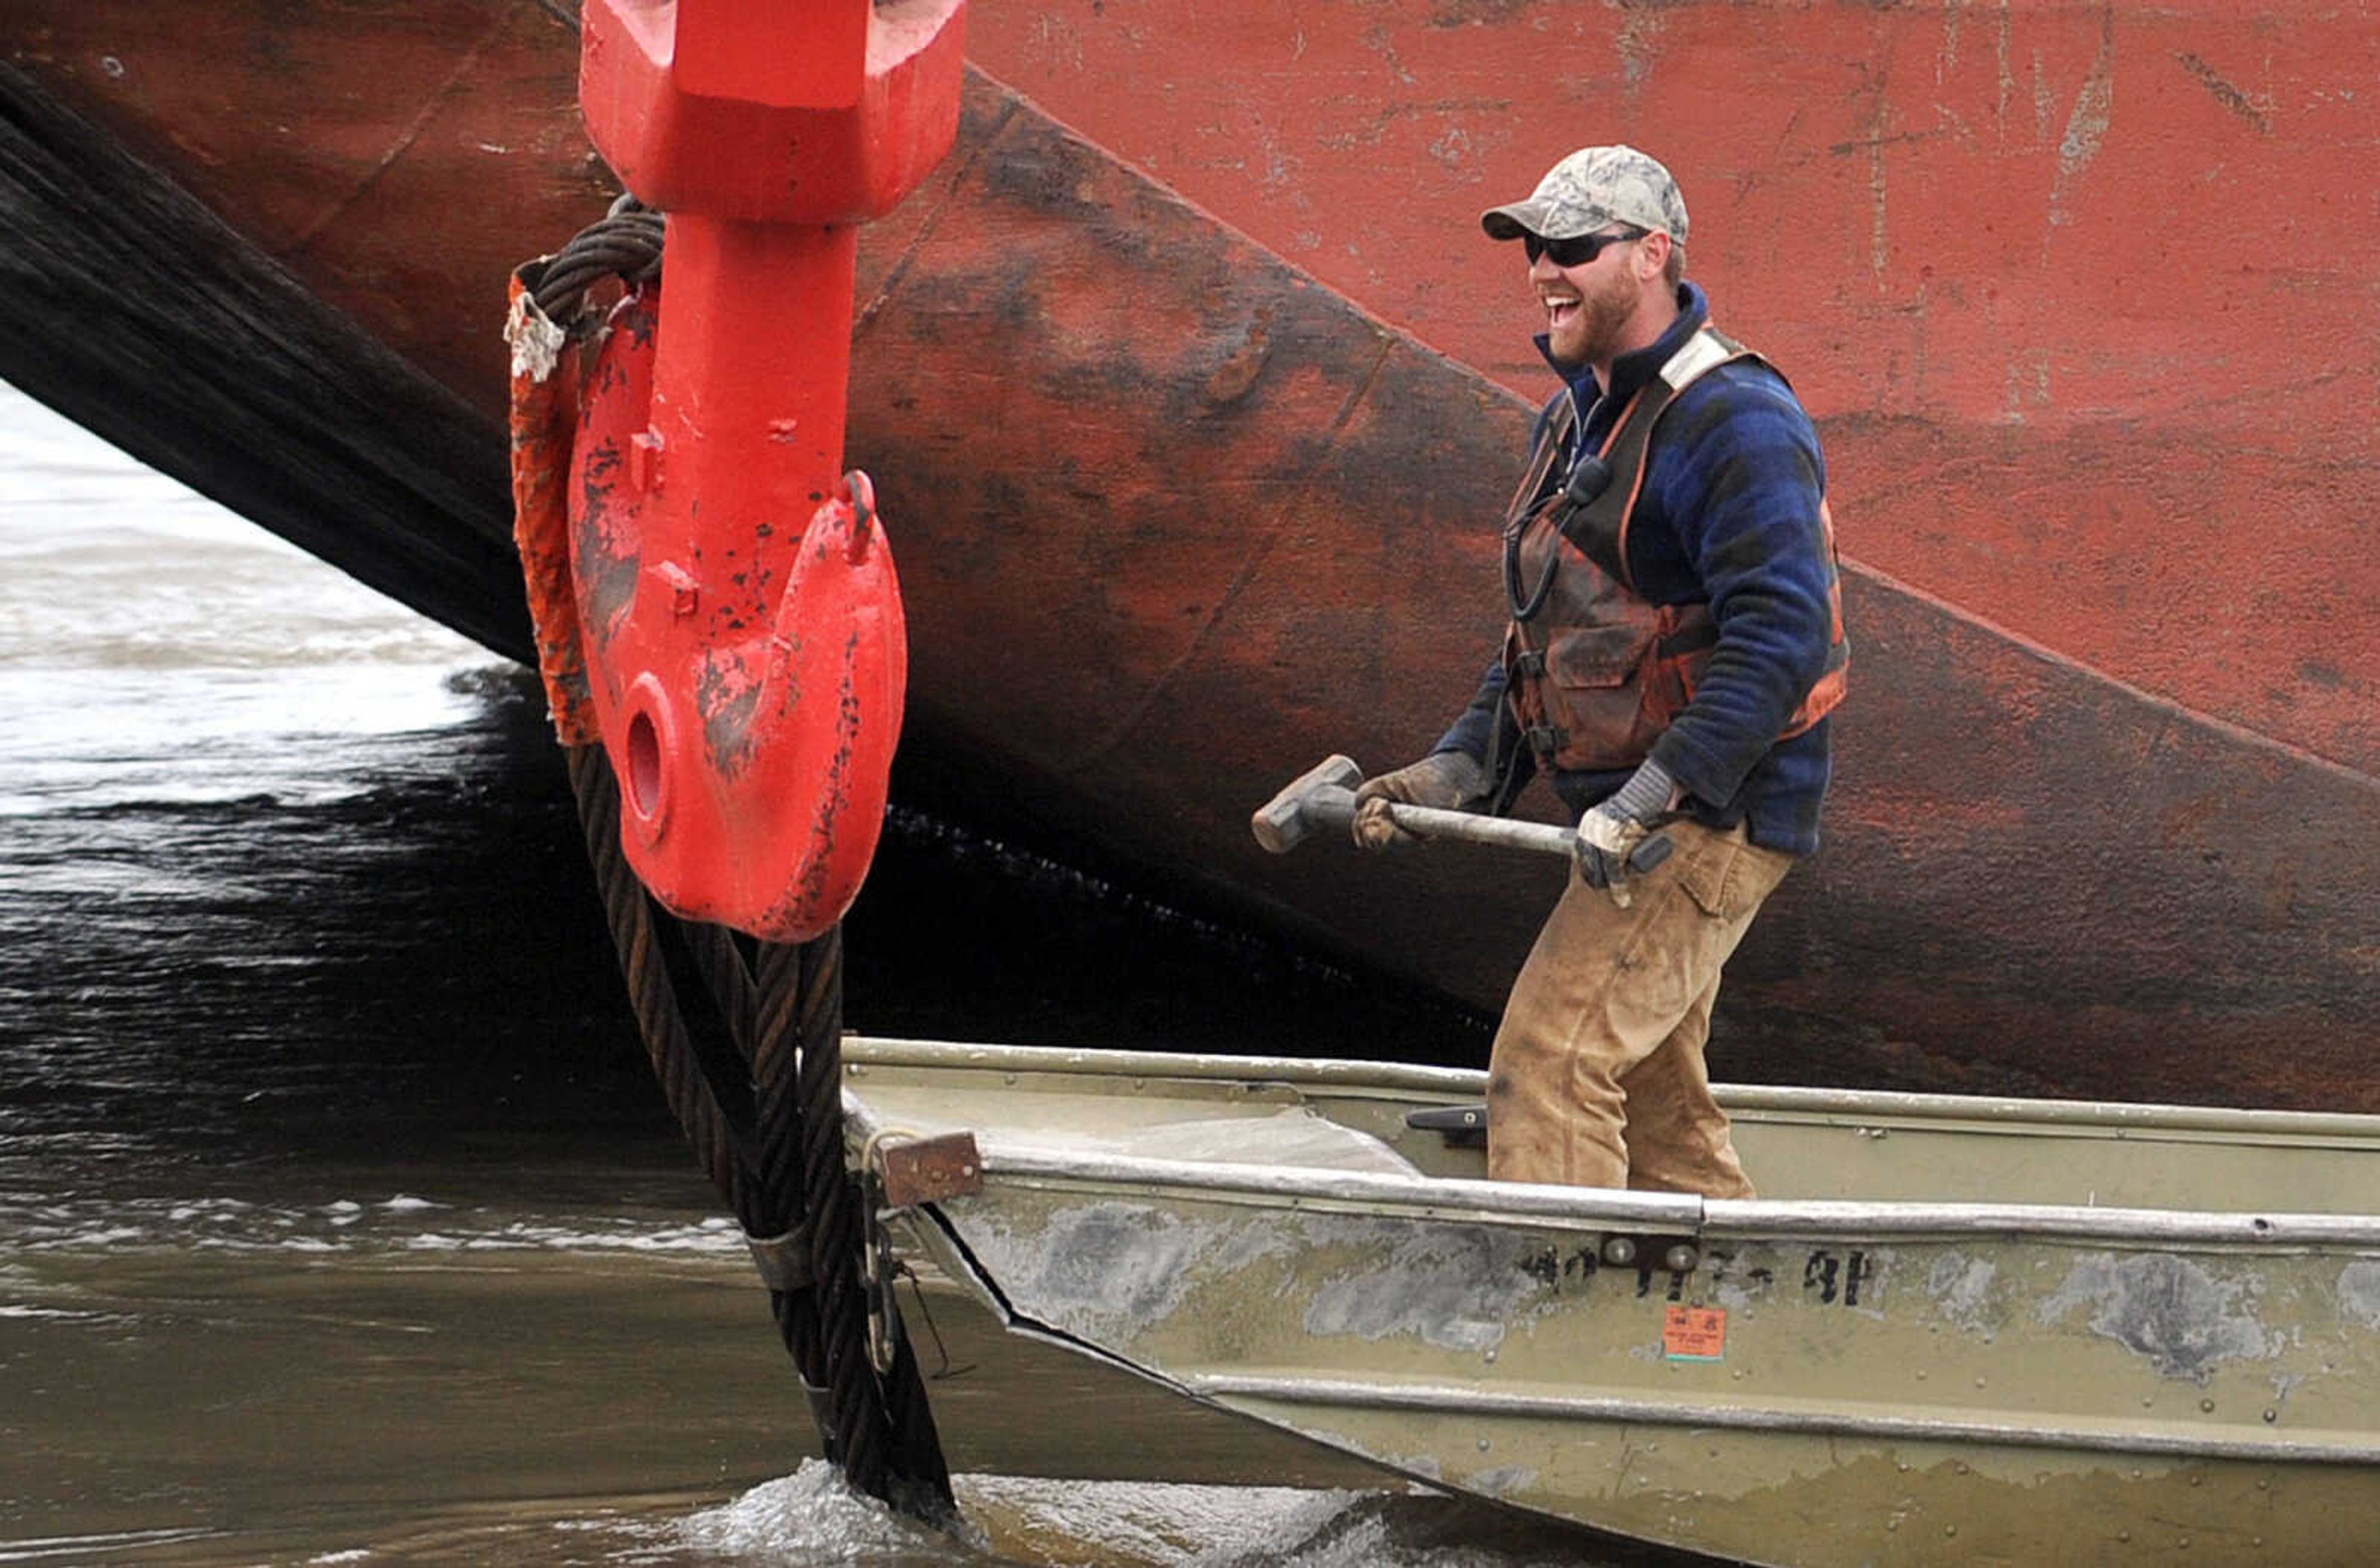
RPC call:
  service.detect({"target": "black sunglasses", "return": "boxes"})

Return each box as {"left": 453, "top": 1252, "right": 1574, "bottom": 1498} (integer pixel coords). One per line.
{"left": 1523, "top": 227, "right": 1648, "bottom": 268}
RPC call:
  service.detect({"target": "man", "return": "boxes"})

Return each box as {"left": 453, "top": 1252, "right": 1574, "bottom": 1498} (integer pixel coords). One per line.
{"left": 1352, "top": 144, "right": 1846, "bottom": 1198}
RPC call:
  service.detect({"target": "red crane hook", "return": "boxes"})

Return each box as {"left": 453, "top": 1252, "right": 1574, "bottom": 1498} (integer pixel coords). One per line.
{"left": 559, "top": 0, "right": 967, "bottom": 940}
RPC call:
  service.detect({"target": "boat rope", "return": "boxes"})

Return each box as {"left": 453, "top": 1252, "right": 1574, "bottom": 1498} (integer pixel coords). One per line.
{"left": 510, "top": 205, "right": 954, "bottom": 1525}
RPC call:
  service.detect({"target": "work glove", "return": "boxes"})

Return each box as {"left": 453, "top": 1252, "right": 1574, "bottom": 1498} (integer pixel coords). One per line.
{"left": 1574, "top": 758, "right": 1680, "bottom": 906}
{"left": 1351, "top": 751, "right": 1488, "bottom": 851}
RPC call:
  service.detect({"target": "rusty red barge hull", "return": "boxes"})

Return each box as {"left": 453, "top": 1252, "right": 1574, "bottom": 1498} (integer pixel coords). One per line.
{"left": 6, "top": 3, "right": 2374, "bottom": 1110}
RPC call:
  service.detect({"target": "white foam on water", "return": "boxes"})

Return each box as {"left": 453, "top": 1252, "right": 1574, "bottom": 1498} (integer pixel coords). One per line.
{"left": 0, "top": 1192, "right": 744, "bottom": 1261}
{"left": 0, "top": 1526, "right": 228, "bottom": 1562}
{"left": 639, "top": 1466, "right": 1586, "bottom": 1568}
{"left": 667, "top": 1461, "right": 959, "bottom": 1563}
{"left": 0, "top": 1302, "right": 133, "bottom": 1325}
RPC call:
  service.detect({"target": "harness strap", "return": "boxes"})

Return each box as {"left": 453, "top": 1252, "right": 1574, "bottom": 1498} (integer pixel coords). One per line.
{"left": 1505, "top": 394, "right": 1577, "bottom": 526}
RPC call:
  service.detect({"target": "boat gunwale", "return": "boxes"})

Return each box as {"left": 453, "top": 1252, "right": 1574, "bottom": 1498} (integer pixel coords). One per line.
{"left": 844, "top": 1036, "right": 2380, "bottom": 1143}
{"left": 933, "top": 1138, "right": 2380, "bottom": 1248}
{"left": 1188, "top": 1373, "right": 2380, "bottom": 1468}
{"left": 847, "top": 1037, "right": 2380, "bottom": 1243}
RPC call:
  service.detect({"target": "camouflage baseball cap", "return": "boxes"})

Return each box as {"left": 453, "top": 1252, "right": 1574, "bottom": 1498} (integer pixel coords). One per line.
{"left": 1481, "top": 144, "right": 1688, "bottom": 245}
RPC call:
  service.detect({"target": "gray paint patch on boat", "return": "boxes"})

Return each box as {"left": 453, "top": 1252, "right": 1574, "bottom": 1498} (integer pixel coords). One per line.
{"left": 1301, "top": 1219, "right": 1544, "bottom": 1353}
{"left": 1471, "top": 1464, "right": 1539, "bottom": 1497}
{"left": 2338, "top": 1261, "right": 2380, "bottom": 1329}
{"left": 2038, "top": 1252, "right": 2271, "bottom": 1383}
{"left": 964, "top": 1200, "right": 1281, "bottom": 1339}
{"left": 1331, "top": 1440, "right": 1443, "bottom": 1484}
{"left": 1926, "top": 1253, "right": 1999, "bottom": 1332}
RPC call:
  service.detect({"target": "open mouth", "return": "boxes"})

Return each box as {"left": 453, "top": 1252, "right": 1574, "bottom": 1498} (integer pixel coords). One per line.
{"left": 1543, "top": 297, "right": 1580, "bottom": 333}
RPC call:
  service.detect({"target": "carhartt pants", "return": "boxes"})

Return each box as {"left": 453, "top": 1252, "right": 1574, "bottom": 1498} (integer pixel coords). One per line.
{"left": 1486, "top": 819, "right": 1792, "bottom": 1197}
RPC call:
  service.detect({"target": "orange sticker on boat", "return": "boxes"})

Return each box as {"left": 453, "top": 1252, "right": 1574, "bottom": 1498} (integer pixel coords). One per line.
{"left": 1663, "top": 1305, "right": 1726, "bottom": 1360}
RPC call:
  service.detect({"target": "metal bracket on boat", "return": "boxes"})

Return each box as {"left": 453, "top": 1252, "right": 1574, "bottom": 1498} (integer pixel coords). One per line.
{"left": 871, "top": 1131, "right": 986, "bottom": 1210}
{"left": 1404, "top": 1102, "right": 1488, "bottom": 1149}
{"left": 858, "top": 1164, "right": 897, "bottom": 1375}
{"left": 1598, "top": 1233, "right": 1701, "bottom": 1274}
{"left": 857, "top": 1130, "right": 981, "bottom": 1373}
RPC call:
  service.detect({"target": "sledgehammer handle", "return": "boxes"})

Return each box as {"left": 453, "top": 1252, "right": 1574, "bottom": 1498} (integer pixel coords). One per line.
{"left": 1390, "top": 799, "right": 1680, "bottom": 881}
{"left": 1251, "top": 754, "right": 1677, "bottom": 876}
{"left": 1298, "top": 785, "right": 1576, "bottom": 859}
{"left": 1365, "top": 791, "right": 1577, "bottom": 857}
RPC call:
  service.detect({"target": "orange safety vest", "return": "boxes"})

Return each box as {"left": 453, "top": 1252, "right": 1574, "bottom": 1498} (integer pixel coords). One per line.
{"left": 1501, "top": 325, "right": 1848, "bottom": 774}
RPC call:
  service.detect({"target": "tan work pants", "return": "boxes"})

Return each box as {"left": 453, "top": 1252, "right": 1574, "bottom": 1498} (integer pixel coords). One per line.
{"left": 1486, "top": 818, "right": 1792, "bottom": 1197}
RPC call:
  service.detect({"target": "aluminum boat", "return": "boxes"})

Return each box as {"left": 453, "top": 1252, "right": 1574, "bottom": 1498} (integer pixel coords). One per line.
{"left": 842, "top": 1035, "right": 2380, "bottom": 1566}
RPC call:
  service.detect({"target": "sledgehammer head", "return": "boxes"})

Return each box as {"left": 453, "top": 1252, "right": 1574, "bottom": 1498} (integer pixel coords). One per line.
{"left": 1251, "top": 754, "right": 1364, "bottom": 854}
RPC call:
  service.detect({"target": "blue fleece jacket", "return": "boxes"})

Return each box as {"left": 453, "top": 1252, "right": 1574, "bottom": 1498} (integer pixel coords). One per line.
{"left": 1435, "top": 282, "right": 1840, "bottom": 856}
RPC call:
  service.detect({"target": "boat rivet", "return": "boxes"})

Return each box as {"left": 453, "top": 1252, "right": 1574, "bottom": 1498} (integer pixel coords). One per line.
{"left": 2253, "top": 1537, "right": 2264, "bottom": 1547}
{"left": 2142, "top": 1398, "right": 2154, "bottom": 1409}
{"left": 2190, "top": 1474, "right": 2203, "bottom": 1487}
{"left": 1003, "top": 1072, "right": 1016, "bottom": 1085}
{"left": 2118, "top": 1530, "right": 2131, "bottom": 1543}
{"left": 1885, "top": 1520, "right": 1897, "bottom": 1533}
{"left": 1915, "top": 1369, "right": 1927, "bottom": 1381}
{"left": 1944, "top": 1525, "right": 1957, "bottom": 1538}
{"left": 1955, "top": 1462, "right": 1968, "bottom": 1475}
{"left": 2256, "top": 1478, "right": 2270, "bottom": 1491}
{"left": 1975, "top": 1376, "right": 1987, "bottom": 1388}
{"left": 1897, "top": 1462, "right": 1910, "bottom": 1474}
{"left": 2178, "top": 1538, "right": 2190, "bottom": 1549}
{"left": 2262, "top": 1409, "right": 2278, "bottom": 1423}
{"left": 1484, "top": 1349, "right": 1497, "bottom": 1363}
{"left": 2131, "top": 1468, "right": 2144, "bottom": 1480}
{"left": 1479, "top": 1438, "right": 1491, "bottom": 1451}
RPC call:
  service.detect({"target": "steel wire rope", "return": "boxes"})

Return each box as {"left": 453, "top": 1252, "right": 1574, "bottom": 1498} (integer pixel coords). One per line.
{"left": 563, "top": 741, "right": 954, "bottom": 1515}
{"left": 531, "top": 200, "right": 954, "bottom": 1522}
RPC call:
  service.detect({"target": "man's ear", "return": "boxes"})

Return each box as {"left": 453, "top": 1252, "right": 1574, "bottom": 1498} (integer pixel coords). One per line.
{"left": 1634, "top": 231, "right": 1672, "bottom": 284}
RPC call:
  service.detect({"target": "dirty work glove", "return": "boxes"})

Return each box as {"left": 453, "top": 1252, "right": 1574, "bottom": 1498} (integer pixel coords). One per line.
{"left": 1574, "top": 758, "right": 1680, "bottom": 905}
{"left": 1351, "top": 751, "right": 1488, "bottom": 851}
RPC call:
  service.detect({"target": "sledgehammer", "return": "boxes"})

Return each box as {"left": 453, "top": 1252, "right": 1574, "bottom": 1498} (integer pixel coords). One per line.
{"left": 1251, "top": 754, "right": 1677, "bottom": 881}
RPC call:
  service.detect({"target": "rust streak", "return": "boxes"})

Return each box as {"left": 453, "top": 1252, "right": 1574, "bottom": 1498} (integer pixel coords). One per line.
{"left": 1062, "top": 334, "right": 1401, "bottom": 774}
{"left": 1827, "top": 129, "right": 1957, "bottom": 157}
{"left": 853, "top": 92, "right": 1025, "bottom": 343}
{"left": 2175, "top": 51, "right": 2272, "bottom": 134}
{"left": 285, "top": 12, "right": 512, "bottom": 255}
